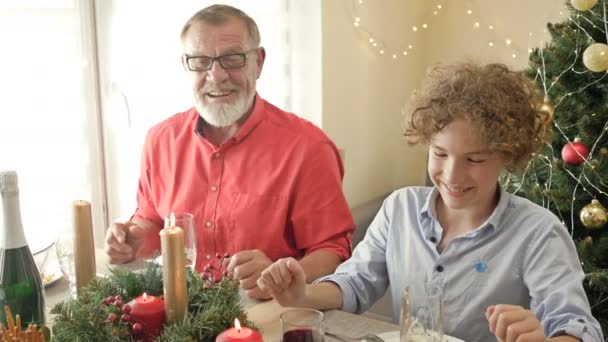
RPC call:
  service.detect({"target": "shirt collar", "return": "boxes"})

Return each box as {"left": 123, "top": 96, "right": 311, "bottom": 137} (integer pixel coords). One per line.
{"left": 195, "top": 92, "right": 266, "bottom": 143}
{"left": 419, "top": 183, "right": 510, "bottom": 237}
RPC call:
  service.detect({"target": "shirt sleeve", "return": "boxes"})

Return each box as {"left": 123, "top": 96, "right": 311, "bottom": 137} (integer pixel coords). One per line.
{"left": 290, "top": 141, "right": 355, "bottom": 261}
{"left": 524, "top": 218, "right": 603, "bottom": 341}
{"left": 131, "top": 130, "right": 163, "bottom": 256}
{"left": 315, "top": 195, "right": 393, "bottom": 314}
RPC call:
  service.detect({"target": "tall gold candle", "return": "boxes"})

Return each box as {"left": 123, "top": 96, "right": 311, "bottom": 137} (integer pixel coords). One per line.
{"left": 160, "top": 213, "right": 188, "bottom": 324}
{"left": 72, "top": 200, "right": 96, "bottom": 295}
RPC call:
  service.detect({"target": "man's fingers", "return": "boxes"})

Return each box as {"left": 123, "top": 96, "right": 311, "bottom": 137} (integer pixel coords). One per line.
{"left": 110, "top": 222, "right": 128, "bottom": 243}
{"left": 239, "top": 273, "right": 260, "bottom": 290}
{"left": 227, "top": 250, "right": 257, "bottom": 271}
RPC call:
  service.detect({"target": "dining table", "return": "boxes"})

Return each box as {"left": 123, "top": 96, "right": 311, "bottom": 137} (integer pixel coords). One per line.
{"left": 43, "top": 248, "right": 399, "bottom": 341}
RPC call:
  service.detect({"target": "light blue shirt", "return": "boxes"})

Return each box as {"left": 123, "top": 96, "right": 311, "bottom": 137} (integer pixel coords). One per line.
{"left": 318, "top": 186, "right": 602, "bottom": 342}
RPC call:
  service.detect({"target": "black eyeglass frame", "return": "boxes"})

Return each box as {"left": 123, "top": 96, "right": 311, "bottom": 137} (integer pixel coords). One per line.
{"left": 184, "top": 48, "right": 259, "bottom": 72}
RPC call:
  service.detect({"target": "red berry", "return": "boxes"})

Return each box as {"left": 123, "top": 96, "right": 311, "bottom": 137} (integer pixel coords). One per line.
{"left": 121, "top": 313, "right": 131, "bottom": 322}
{"left": 223, "top": 270, "right": 229, "bottom": 277}
{"left": 122, "top": 304, "right": 132, "bottom": 314}
{"left": 115, "top": 299, "right": 123, "bottom": 308}
{"left": 132, "top": 322, "right": 144, "bottom": 333}
{"left": 108, "top": 313, "right": 118, "bottom": 323}
{"left": 115, "top": 295, "right": 123, "bottom": 301}
{"left": 216, "top": 252, "right": 222, "bottom": 259}
{"left": 204, "top": 264, "right": 211, "bottom": 272}
{"left": 224, "top": 252, "right": 230, "bottom": 258}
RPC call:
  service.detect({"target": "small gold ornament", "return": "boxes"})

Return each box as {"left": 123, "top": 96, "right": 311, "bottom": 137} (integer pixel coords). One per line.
{"left": 580, "top": 199, "right": 608, "bottom": 229}
{"left": 571, "top": 0, "right": 598, "bottom": 11}
{"left": 583, "top": 43, "right": 608, "bottom": 72}
{"left": 539, "top": 95, "right": 554, "bottom": 124}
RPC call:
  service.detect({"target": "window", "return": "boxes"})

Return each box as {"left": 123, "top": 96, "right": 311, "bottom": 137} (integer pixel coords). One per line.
{"left": 0, "top": 0, "right": 316, "bottom": 248}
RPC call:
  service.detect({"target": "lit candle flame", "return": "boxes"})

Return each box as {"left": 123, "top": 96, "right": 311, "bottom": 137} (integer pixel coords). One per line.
{"left": 234, "top": 318, "right": 242, "bottom": 332}
{"left": 170, "top": 212, "right": 176, "bottom": 227}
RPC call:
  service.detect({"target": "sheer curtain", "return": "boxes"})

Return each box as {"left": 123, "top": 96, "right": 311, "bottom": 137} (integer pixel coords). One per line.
{"left": 0, "top": 0, "right": 105, "bottom": 250}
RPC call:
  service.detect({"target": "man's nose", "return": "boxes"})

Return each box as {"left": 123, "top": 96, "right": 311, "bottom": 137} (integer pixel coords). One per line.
{"left": 206, "top": 60, "right": 229, "bottom": 82}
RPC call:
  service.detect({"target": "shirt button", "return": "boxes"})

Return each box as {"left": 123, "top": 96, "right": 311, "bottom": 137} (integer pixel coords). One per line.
{"left": 211, "top": 185, "right": 218, "bottom": 192}
{"left": 436, "top": 265, "right": 444, "bottom": 272}
{"left": 206, "top": 254, "right": 212, "bottom": 260}
{"left": 429, "top": 236, "right": 437, "bottom": 243}
{"left": 214, "top": 152, "right": 221, "bottom": 158}
{"left": 205, "top": 220, "right": 213, "bottom": 228}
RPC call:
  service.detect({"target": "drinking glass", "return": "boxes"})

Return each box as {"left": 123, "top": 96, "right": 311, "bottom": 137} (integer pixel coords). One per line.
{"left": 400, "top": 282, "right": 444, "bottom": 342}
{"left": 173, "top": 212, "right": 197, "bottom": 271}
{"left": 280, "top": 308, "right": 325, "bottom": 342}
{"left": 55, "top": 231, "right": 77, "bottom": 298}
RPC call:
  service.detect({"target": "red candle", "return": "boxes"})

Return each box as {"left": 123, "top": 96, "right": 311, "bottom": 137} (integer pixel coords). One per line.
{"left": 127, "top": 293, "right": 166, "bottom": 340}
{"left": 216, "top": 318, "right": 263, "bottom": 342}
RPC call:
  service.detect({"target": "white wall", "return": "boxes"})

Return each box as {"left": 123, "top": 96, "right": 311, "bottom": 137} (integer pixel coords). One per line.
{"left": 321, "top": 0, "right": 429, "bottom": 208}
{"left": 320, "top": 0, "right": 568, "bottom": 209}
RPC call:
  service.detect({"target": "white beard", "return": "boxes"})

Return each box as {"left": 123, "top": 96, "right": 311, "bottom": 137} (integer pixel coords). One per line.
{"left": 194, "top": 84, "right": 255, "bottom": 127}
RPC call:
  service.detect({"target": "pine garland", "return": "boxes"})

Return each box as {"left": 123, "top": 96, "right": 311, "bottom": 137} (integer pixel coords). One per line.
{"left": 50, "top": 264, "right": 255, "bottom": 341}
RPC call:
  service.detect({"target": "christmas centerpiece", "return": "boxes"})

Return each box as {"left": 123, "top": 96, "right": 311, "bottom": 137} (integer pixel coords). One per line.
{"left": 51, "top": 213, "right": 256, "bottom": 341}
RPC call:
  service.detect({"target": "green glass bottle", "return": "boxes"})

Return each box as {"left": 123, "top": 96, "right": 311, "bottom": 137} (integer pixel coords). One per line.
{"left": 0, "top": 170, "right": 45, "bottom": 327}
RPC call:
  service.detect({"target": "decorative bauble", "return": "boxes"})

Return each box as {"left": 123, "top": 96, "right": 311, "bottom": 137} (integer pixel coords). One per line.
{"left": 561, "top": 138, "right": 589, "bottom": 166}
{"left": 571, "top": 0, "right": 598, "bottom": 10}
{"left": 583, "top": 43, "right": 608, "bottom": 72}
{"left": 580, "top": 199, "right": 608, "bottom": 229}
{"left": 539, "top": 96, "right": 554, "bottom": 124}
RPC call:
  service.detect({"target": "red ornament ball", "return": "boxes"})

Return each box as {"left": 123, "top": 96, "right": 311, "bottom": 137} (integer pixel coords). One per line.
{"left": 561, "top": 139, "right": 589, "bottom": 166}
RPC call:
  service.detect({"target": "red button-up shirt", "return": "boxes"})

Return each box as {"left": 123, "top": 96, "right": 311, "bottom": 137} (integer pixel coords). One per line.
{"left": 133, "top": 94, "right": 354, "bottom": 271}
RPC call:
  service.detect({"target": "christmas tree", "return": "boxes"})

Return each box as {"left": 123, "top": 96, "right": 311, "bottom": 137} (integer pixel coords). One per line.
{"left": 504, "top": 0, "right": 608, "bottom": 334}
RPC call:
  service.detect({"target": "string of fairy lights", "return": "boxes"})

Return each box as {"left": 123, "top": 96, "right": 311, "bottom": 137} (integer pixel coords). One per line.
{"left": 347, "top": 0, "right": 608, "bottom": 230}
{"left": 347, "top": 0, "right": 563, "bottom": 62}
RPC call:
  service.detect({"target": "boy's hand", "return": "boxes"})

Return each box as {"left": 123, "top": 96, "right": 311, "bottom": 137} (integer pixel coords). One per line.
{"left": 486, "top": 304, "right": 545, "bottom": 342}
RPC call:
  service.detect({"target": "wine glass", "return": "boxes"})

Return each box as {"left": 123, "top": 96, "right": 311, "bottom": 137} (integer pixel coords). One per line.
{"left": 280, "top": 308, "right": 325, "bottom": 342}
{"left": 55, "top": 231, "right": 77, "bottom": 298}
{"left": 400, "top": 282, "right": 444, "bottom": 342}
{"left": 172, "top": 212, "right": 197, "bottom": 271}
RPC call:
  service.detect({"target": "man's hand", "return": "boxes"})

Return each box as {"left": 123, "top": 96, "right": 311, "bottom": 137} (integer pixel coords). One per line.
{"left": 257, "top": 257, "right": 307, "bottom": 307}
{"left": 104, "top": 221, "right": 150, "bottom": 264}
{"left": 486, "top": 304, "right": 545, "bottom": 342}
{"left": 226, "top": 249, "right": 273, "bottom": 299}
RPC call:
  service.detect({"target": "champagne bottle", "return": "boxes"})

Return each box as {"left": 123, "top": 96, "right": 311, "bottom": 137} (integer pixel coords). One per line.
{"left": 0, "top": 171, "right": 45, "bottom": 327}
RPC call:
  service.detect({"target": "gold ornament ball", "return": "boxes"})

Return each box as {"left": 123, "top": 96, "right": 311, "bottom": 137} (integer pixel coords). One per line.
{"left": 583, "top": 43, "right": 608, "bottom": 72}
{"left": 571, "top": 0, "right": 598, "bottom": 11}
{"left": 580, "top": 199, "right": 608, "bottom": 229}
{"left": 539, "top": 96, "right": 554, "bottom": 124}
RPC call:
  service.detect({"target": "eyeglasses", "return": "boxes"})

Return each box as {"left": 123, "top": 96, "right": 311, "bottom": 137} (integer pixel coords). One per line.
{"left": 184, "top": 48, "right": 258, "bottom": 72}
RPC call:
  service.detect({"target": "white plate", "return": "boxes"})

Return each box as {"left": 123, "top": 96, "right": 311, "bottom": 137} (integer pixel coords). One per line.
{"left": 41, "top": 265, "right": 63, "bottom": 287}
{"left": 377, "top": 331, "right": 466, "bottom": 342}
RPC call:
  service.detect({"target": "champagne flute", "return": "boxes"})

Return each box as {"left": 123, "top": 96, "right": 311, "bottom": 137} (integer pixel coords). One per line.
{"left": 55, "top": 231, "right": 77, "bottom": 298}
{"left": 172, "top": 212, "right": 197, "bottom": 271}
{"left": 400, "top": 282, "right": 444, "bottom": 342}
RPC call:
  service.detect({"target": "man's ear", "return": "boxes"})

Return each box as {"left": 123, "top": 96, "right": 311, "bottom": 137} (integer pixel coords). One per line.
{"left": 255, "top": 47, "right": 266, "bottom": 78}
{"left": 180, "top": 54, "right": 188, "bottom": 71}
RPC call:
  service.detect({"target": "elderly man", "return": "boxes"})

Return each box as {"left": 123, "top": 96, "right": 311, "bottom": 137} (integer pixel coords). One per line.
{"left": 104, "top": 4, "right": 355, "bottom": 299}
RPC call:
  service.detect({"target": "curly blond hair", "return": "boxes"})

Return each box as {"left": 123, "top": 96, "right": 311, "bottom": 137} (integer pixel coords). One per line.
{"left": 403, "top": 62, "right": 551, "bottom": 172}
